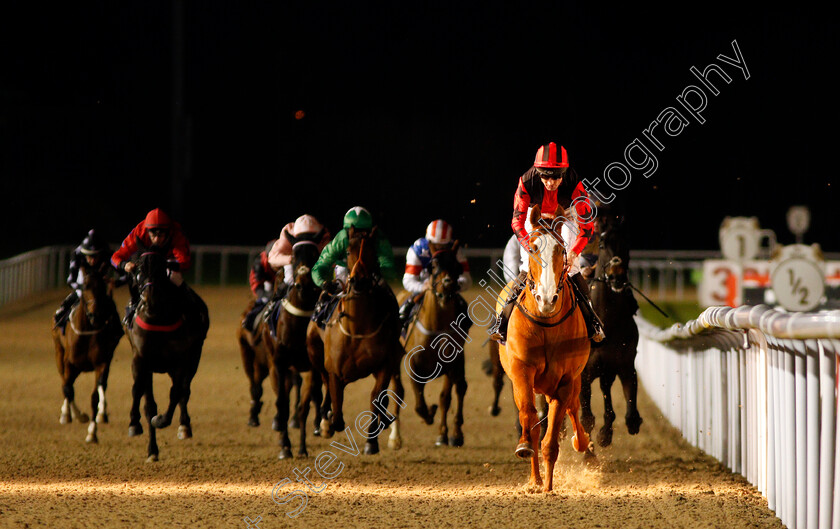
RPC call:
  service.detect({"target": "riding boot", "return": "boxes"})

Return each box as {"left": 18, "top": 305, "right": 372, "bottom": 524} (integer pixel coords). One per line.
{"left": 54, "top": 292, "right": 78, "bottom": 326}
{"left": 123, "top": 300, "right": 137, "bottom": 329}
{"left": 570, "top": 272, "right": 606, "bottom": 343}
{"left": 489, "top": 270, "right": 527, "bottom": 343}
{"left": 398, "top": 297, "right": 416, "bottom": 325}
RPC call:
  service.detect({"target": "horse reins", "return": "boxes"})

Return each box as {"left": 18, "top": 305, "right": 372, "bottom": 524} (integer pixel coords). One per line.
{"left": 515, "top": 278, "right": 578, "bottom": 328}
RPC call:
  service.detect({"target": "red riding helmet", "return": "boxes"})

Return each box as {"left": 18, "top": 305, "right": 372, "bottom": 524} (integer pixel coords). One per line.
{"left": 144, "top": 208, "right": 172, "bottom": 229}
{"left": 533, "top": 142, "right": 569, "bottom": 168}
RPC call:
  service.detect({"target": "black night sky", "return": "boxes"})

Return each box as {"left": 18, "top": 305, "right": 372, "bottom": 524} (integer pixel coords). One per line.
{"left": 1, "top": 3, "right": 838, "bottom": 258}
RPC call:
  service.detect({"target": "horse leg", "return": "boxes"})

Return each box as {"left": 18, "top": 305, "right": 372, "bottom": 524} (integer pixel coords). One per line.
{"left": 318, "top": 368, "right": 332, "bottom": 438}
{"left": 177, "top": 369, "right": 196, "bottom": 440}
{"left": 326, "top": 373, "right": 346, "bottom": 438}
{"left": 435, "top": 375, "right": 453, "bottom": 447}
{"left": 597, "top": 372, "right": 617, "bottom": 447}
{"left": 450, "top": 368, "right": 467, "bottom": 447}
{"left": 564, "top": 375, "right": 590, "bottom": 454}
{"left": 94, "top": 363, "right": 110, "bottom": 423}
{"left": 272, "top": 362, "right": 292, "bottom": 459}
{"left": 388, "top": 370, "right": 404, "bottom": 450}
{"left": 150, "top": 372, "right": 183, "bottom": 430}
{"left": 580, "top": 368, "right": 595, "bottom": 439}
{"left": 508, "top": 363, "right": 541, "bottom": 487}
{"left": 540, "top": 397, "right": 564, "bottom": 493}
{"left": 60, "top": 365, "right": 86, "bottom": 424}
{"left": 85, "top": 364, "right": 108, "bottom": 443}
{"left": 537, "top": 394, "right": 548, "bottom": 442}
{"left": 288, "top": 371, "right": 302, "bottom": 429}
{"left": 619, "top": 369, "right": 643, "bottom": 435}
{"left": 410, "top": 377, "right": 437, "bottom": 425}
{"left": 242, "top": 340, "right": 265, "bottom": 427}
{"left": 489, "top": 341, "right": 504, "bottom": 416}
{"left": 363, "top": 367, "right": 393, "bottom": 455}
{"left": 128, "top": 358, "right": 144, "bottom": 437}
{"left": 143, "top": 374, "right": 159, "bottom": 462}
{"left": 297, "top": 370, "right": 320, "bottom": 458}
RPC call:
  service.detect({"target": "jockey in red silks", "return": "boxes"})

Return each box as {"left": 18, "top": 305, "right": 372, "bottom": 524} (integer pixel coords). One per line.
{"left": 111, "top": 208, "right": 194, "bottom": 325}
{"left": 489, "top": 142, "right": 605, "bottom": 343}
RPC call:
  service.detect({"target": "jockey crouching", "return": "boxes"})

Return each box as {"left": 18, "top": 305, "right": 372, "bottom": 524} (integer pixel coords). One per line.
{"left": 242, "top": 215, "right": 331, "bottom": 331}
{"left": 398, "top": 219, "right": 472, "bottom": 333}
{"left": 489, "top": 142, "right": 605, "bottom": 344}
{"left": 310, "top": 207, "right": 398, "bottom": 328}
{"left": 54, "top": 229, "right": 126, "bottom": 328}
{"left": 111, "top": 208, "right": 202, "bottom": 329}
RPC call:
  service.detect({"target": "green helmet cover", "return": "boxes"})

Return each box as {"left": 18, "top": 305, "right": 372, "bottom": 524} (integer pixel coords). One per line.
{"left": 343, "top": 206, "right": 373, "bottom": 230}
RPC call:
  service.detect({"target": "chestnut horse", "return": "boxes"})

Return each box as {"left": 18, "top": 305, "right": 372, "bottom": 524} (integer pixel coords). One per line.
{"left": 238, "top": 240, "right": 322, "bottom": 459}
{"left": 399, "top": 244, "right": 467, "bottom": 447}
{"left": 125, "top": 249, "right": 209, "bottom": 462}
{"left": 304, "top": 226, "right": 405, "bottom": 455}
{"left": 580, "top": 212, "right": 642, "bottom": 447}
{"left": 52, "top": 263, "right": 123, "bottom": 443}
{"left": 496, "top": 205, "right": 591, "bottom": 492}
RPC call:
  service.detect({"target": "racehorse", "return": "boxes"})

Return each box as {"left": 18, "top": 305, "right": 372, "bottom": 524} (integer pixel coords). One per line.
{"left": 304, "top": 226, "right": 405, "bottom": 455}
{"left": 399, "top": 244, "right": 467, "bottom": 447}
{"left": 238, "top": 239, "right": 322, "bottom": 459}
{"left": 125, "top": 249, "right": 209, "bottom": 462}
{"left": 580, "top": 212, "right": 642, "bottom": 447}
{"left": 52, "top": 263, "right": 123, "bottom": 443}
{"left": 496, "top": 204, "right": 591, "bottom": 492}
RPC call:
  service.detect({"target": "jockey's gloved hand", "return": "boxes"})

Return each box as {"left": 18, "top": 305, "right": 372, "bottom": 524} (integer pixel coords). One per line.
{"left": 323, "top": 280, "right": 342, "bottom": 295}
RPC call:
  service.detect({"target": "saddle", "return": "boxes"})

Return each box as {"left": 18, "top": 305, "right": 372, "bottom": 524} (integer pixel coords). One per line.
{"left": 311, "top": 292, "right": 344, "bottom": 330}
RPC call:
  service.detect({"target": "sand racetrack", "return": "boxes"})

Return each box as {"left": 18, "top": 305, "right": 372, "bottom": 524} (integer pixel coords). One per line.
{"left": 0, "top": 286, "right": 784, "bottom": 528}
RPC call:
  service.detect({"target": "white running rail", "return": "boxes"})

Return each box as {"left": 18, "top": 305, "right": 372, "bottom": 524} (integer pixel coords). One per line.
{"left": 637, "top": 305, "right": 840, "bottom": 529}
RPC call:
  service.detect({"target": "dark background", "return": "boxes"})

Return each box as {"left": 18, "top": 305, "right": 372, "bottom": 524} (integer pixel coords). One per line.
{"left": 1, "top": 2, "right": 837, "bottom": 258}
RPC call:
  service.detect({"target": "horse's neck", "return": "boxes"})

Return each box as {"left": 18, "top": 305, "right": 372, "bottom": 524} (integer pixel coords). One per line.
{"left": 70, "top": 301, "right": 90, "bottom": 330}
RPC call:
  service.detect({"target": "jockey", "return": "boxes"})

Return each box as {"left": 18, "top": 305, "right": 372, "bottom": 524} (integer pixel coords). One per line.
{"left": 489, "top": 142, "right": 605, "bottom": 343}
{"left": 241, "top": 215, "right": 331, "bottom": 331}
{"left": 310, "top": 206, "right": 398, "bottom": 327}
{"left": 111, "top": 208, "right": 193, "bottom": 325}
{"left": 398, "top": 219, "right": 472, "bottom": 329}
{"left": 53, "top": 229, "right": 125, "bottom": 326}
{"left": 267, "top": 214, "right": 331, "bottom": 295}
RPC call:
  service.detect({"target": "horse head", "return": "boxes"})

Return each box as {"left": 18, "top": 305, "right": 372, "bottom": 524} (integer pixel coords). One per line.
{"left": 429, "top": 241, "right": 463, "bottom": 307}
{"left": 290, "top": 239, "right": 321, "bottom": 301}
{"left": 597, "top": 212, "right": 630, "bottom": 293}
{"left": 346, "top": 226, "right": 379, "bottom": 294}
{"left": 133, "top": 249, "right": 180, "bottom": 319}
{"left": 79, "top": 263, "right": 108, "bottom": 327}
{"left": 526, "top": 205, "right": 568, "bottom": 316}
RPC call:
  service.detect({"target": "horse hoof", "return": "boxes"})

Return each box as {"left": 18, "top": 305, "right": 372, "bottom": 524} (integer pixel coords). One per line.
{"left": 288, "top": 417, "right": 300, "bottom": 429}
{"left": 573, "top": 432, "right": 591, "bottom": 452}
{"left": 278, "top": 447, "right": 293, "bottom": 460}
{"left": 583, "top": 442, "right": 597, "bottom": 461}
{"left": 489, "top": 405, "right": 501, "bottom": 417}
{"left": 248, "top": 417, "right": 260, "bottom": 427}
{"left": 626, "top": 415, "right": 643, "bottom": 435}
{"left": 313, "top": 426, "right": 321, "bottom": 437}
{"left": 363, "top": 441, "right": 379, "bottom": 455}
{"left": 449, "top": 435, "right": 464, "bottom": 447}
{"left": 515, "top": 442, "right": 534, "bottom": 459}
{"left": 296, "top": 450, "right": 309, "bottom": 459}
{"left": 150, "top": 415, "right": 170, "bottom": 429}
{"left": 77, "top": 413, "right": 90, "bottom": 423}
{"left": 146, "top": 454, "right": 159, "bottom": 463}
{"left": 128, "top": 425, "right": 143, "bottom": 437}
{"left": 388, "top": 437, "right": 402, "bottom": 450}
{"left": 86, "top": 434, "right": 98, "bottom": 444}
{"left": 96, "top": 413, "right": 108, "bottom": 424}
{"left": 435, "top": 435, "right": 448, "bottom": 447}
{"left": 319, "top": 419, "right": 333, "bottom": 438}
{"left": 597, "top": 427, "right": 613, "bottom": 447}
{"left": 178, "top": 425, "right": 192, "bottom": 440}
{"left": 271, "top": 418, "right": 282, "bottom": 432}
{"left": 425, "top": 405, "right": 438, "bottom": 425}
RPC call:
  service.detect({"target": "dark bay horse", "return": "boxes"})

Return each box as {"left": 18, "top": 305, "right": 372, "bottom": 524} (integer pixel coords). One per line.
{"left": 52, "top": 263, "right": 123, "bottom": 443}
{"left": 496, "top": 205, "right": 591, "bottom": 492}
{"left": 125, "top": 249, "right": 209, "bottom": 462}
{"left": 238, "top": 240, "right": 322, "bottom": 459}
{"left": 304, "top": 226, "right": 405, "bottom": 455}
{"left": 580, "top": 212, "right": 642, "bottom": 447}
{"left": 399, "top": 244, "right": 467, "bottom": 447}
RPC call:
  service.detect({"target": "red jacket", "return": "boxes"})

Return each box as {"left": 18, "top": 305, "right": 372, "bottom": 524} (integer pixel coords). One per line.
{"left": 111, "top": 220, "right": 191, "bottom": 271}
{"left": 511, "top": 167, "right": 594, "bottom": 255}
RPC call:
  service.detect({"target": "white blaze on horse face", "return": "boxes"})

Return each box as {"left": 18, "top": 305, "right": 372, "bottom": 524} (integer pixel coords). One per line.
{"left": 532, "top": 231, "right": 562, "bottom": 314}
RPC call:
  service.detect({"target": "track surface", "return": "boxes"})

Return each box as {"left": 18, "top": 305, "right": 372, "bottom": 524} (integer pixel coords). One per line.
{"left": 0, "top": 287, "right": 783, "bottom": 528}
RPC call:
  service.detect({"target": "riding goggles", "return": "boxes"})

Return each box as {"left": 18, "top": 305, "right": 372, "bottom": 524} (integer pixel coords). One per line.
{"left": 536, "top": 167, "right": 565, "bottom": 179}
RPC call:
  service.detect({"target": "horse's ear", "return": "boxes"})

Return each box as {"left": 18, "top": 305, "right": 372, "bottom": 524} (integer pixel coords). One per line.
{"left": 451, "top": 240, "right": 460, "bottom": 253}
{"left": 284, "top": 229, "right": 298, "bottom": 246}
{"left": 552, "top": 203, "right": 564, "bottom": 218}
{"left": 347, "top": 226, "right": 356, "bottom": 239}
{"left": 528, "top": 205, "right": 542, "bottom": 227}
{"left": 370, "top": 226, "right": 378, "bottom": 238}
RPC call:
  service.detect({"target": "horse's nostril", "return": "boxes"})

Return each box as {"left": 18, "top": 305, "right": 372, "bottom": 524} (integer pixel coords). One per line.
{"left": 550, "top": 295, "right": 558, "bottom": 304}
